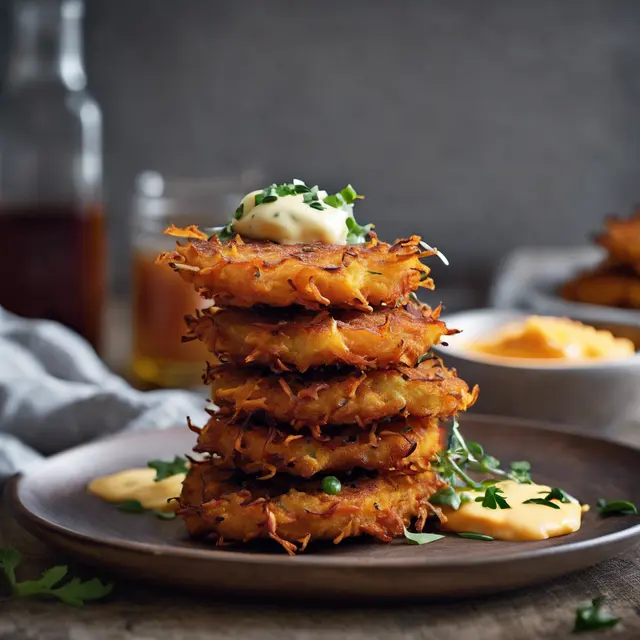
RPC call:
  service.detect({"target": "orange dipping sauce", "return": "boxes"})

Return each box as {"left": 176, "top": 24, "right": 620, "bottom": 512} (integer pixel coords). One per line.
{"left": 470, "top": 316, "right": 635, "bottom": 362}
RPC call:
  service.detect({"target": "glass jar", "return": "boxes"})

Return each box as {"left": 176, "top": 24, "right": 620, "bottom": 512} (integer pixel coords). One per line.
{"left": 131, "top": 170, "right": 261, "bottom": 389}
{"left": 0, "top": 0, "right": 104, "bottom": 351}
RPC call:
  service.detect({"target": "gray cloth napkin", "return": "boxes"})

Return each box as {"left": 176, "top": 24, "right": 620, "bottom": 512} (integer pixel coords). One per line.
{"left": 0, "top": 307, "right": 208, "bottom": 483}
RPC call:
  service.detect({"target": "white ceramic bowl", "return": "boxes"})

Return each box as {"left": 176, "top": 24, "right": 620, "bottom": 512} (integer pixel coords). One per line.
{"left": 433, "top": 309, "right": 640, "bottom": 435}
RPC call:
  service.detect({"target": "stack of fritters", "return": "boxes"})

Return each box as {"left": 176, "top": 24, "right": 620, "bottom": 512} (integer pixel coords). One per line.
{"left": 562, "top": 208, "right": 640, "bottom": 309}
{"left": 159, "top": 230, "right": 477, "bottom": 554}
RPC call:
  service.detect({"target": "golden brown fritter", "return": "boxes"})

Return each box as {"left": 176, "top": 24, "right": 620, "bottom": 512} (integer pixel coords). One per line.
{"left": 206, "top": 359, "right": 478, "bottom": 429}
{"left": 561, "top": 263, "right": 640, "bottom": 309}
{"left": 185, "top": 303, "right": 456, "bottom": 372}
{"left": 179, "top": 463, "right": 445, "bottom": 554}
{"left": 157, "top": 228, "right": 435, "bottom": 311}
{"left": 192, "top": 414, "right": 442, "bottom": 479}
{"left": 596, "top": 209, "right": 640, "bottom": 273}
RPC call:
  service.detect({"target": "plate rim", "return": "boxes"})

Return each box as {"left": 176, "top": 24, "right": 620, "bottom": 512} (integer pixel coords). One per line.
{"left": 6, "top": 413, "right": 640, "bottom": 570}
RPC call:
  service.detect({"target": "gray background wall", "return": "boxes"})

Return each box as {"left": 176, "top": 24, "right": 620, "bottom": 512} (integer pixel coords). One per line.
{"left": 2, "top": 0, "right": 640, "bottom": 296}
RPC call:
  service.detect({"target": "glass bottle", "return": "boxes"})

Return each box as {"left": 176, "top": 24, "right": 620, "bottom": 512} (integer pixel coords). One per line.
{"left": 0, "top": 0, "right": 105, "bottom": 351}
{"left": 131, "top": 170, "right": 261, "bottom": 389}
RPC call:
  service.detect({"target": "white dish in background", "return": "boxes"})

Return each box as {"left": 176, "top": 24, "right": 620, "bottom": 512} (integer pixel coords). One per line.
{"left": 435, "top": 309, "right": 640, "bottom": 435}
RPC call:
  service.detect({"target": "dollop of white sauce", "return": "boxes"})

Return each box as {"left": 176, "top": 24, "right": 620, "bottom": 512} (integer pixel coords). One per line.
{"left": 232, "top": 190, "right": 349, "bottom": 245}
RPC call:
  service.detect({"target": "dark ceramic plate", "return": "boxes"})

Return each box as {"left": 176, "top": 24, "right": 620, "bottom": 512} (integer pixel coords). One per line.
{"left": 5, "top": 415, "right": 640, "bottom": 601}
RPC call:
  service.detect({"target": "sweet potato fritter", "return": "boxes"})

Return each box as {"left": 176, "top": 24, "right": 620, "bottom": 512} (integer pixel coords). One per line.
{"left": 157, "top": 228, "right": 435, "bottom": 311}
{"left": 185, "top": 303, "right": 456, "bottom": 372}
{"left": 561, "top": 263, "right": 640, "bottom": 309}
{"left": 206, "top": 359, "right": 477, "bottom": 429}
{"left": 596, "top": 208, "right": 640, "bottom": 274}
{"left": 179, "top": 463, "right": 445, "bottom": 554}
{"left": 193, "top": 414, "right": 441, "bottom": 479}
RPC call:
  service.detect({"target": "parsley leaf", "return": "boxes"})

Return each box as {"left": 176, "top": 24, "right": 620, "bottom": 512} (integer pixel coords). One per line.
{"left": 522, "top": 498, "right": 561, "bottom": 509}
{"left": 573, "top": 597, "right": 619, "bottom": 633}
{"left": 0, "top": 547, "right": 112, "bottom": 607}
{"left": 475, "top": 486, "right": 511, "bottom": 510}
{"left": 597, "top": 498, "right": 638, "bottom": 516}
{"left": 403, "top": 527, "right": 444, "bottom": 545}
{"left": 147, "top": 456, "right": 188, "bottom": 482}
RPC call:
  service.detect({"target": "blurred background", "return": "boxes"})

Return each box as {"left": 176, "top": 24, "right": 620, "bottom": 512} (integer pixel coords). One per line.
{"left": 1, "top": 0, "right": 640, "bottom": 386}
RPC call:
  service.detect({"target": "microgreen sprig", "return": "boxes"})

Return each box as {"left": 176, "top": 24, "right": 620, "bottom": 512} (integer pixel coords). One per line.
{"left": 432, "top": 418, "right": 534, "bottom": 509}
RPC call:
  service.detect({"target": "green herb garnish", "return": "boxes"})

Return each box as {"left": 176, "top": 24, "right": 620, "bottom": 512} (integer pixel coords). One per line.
{"left": 117, "top": 499, "right": 145, "bottom": 513}
{"left": 596, "top": 498, "right": 638, "bottom": 516}
{"left": 475, "top": 486, "right": 511, "bottom": 510}
{"left": 433, "top": 418, "right": 533, "bottom": 492}
{"left": 367, "top": 270, "right": 382, "bottom": 275}
{"left": 456, "top": 532, "right": 495, "bottom": 541}
{"left": 345, "top": 216, "right": 373, "bottom": 245}
{"left": 204, "top": 222, "right": 234, "bottom": 243}
{"left": 522, "top": 498, "right": 561, "bottom": 509}
{"left": 323, "top": 184, "right": 358, "bottom": 209}
{"left": 153, "top": 510, "right": 177, "bottom": 521}
{"left": 0, "top": 547, "right": 112, "bottom": 607}
{"left": 416, "top": 351, "right": 435, "bottom": 366}
{"left": 321, "top": 476, "right": 342, "bottom": 495}
{"left": 429, "top": 485, "right": 461, "bottom": 510}
{"left": 147, "top": 456, "right": 188, "bottom": 482}
{"left": 509, "top": 460, "right": 532, "bottom": 484}
{"left": 540, "top": 487, "right": 572, "bottom": 503}
{"left": 403, "top": 527, "right": 444, "bottom": 545}
{"left": 573, "top": 596, "right": 619, "bottom": 633}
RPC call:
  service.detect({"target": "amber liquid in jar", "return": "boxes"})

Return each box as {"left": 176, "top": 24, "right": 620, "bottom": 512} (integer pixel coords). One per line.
{"left": 132, "top": 251, "right": 214, "bottom": 388}
{"left": 0, "top": 203, "right": 105, "bottom": 350}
